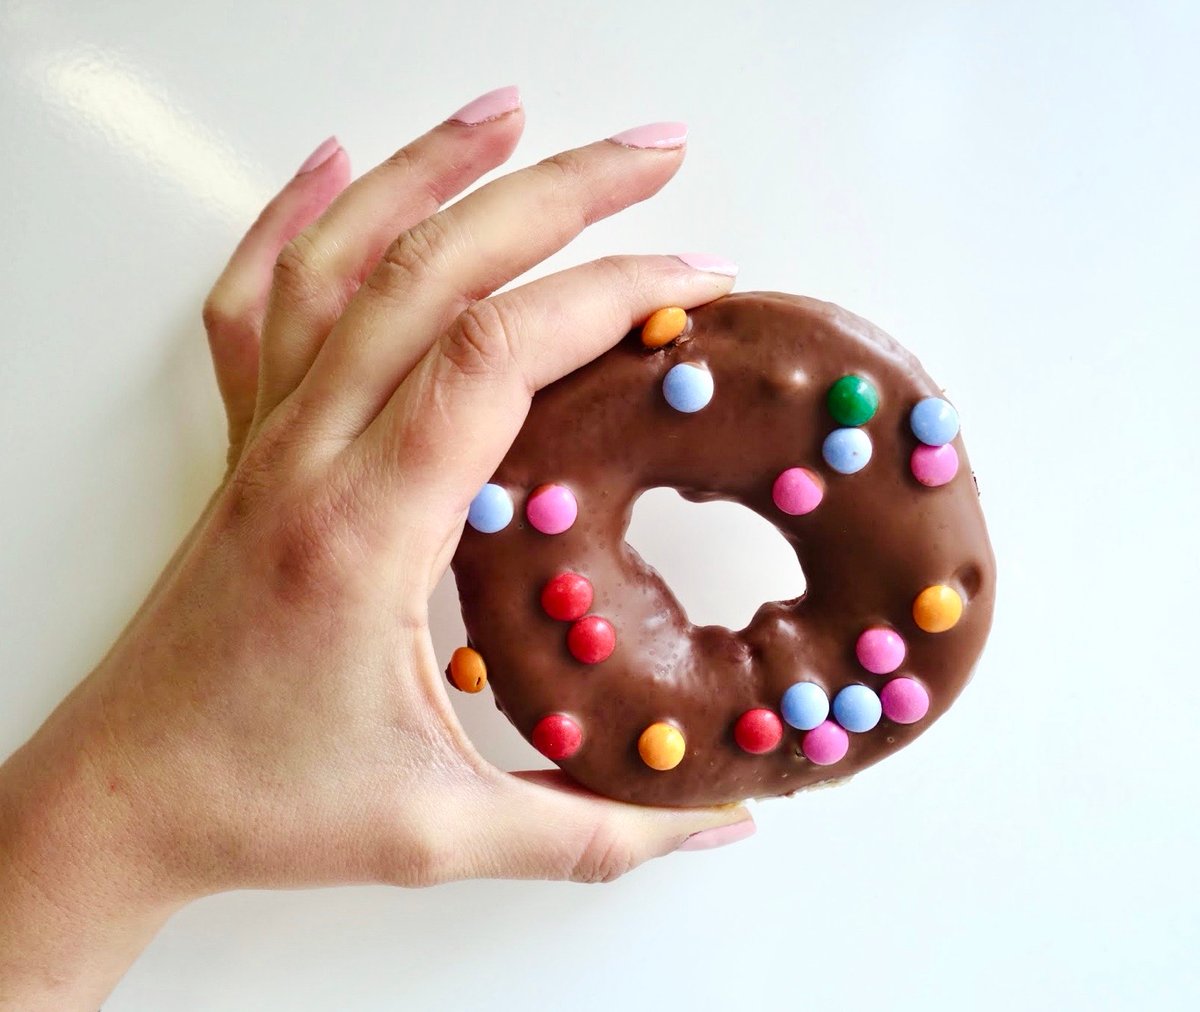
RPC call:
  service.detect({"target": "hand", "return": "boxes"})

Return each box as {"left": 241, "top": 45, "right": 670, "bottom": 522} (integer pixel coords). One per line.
{"left": 0, "top": 89, "right": 750, "bottom": 1010}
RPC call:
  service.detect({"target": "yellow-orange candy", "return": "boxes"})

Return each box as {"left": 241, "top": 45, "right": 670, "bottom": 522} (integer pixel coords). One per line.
{"left": 638, "top": 722, "right": 686, "bottom": 771}
{"left": 641, "top": 307, "right": 689, "bottom": 349}
{"left": 449, "top": 646, "right": 487, "bottom": 693}
{"left": 912, "top": 585, "right": 964, "bottom": 633}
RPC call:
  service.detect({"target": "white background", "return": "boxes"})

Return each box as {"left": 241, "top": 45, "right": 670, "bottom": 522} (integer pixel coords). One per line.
{"left": 2, "top": 1, "right": 1198, "bottom": 1009}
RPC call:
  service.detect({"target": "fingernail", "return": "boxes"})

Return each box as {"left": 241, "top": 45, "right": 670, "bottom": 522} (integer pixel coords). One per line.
{"left": 677, "top": 818, "right": 756, "bottom": 852}
{"left": 448, "top": 85, "right": 522, "bottom": 126}
{"left": 608, "top": 121, "right": 689, "bottom": 150}
{"left": 674, "top": 253, "right": 739, "bottom": 277}
{"left": 295, "top": 136, "right": 340, "bottom": 176}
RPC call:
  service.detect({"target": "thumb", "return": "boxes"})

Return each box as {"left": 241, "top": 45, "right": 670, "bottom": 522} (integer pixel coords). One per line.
{"left": 455, "top": 769, "right": 756, "bottom": 884}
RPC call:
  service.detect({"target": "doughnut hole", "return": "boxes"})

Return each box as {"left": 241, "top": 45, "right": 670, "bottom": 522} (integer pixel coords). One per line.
{"left": 625, "top": 487, "right": 806, "bottom": 630}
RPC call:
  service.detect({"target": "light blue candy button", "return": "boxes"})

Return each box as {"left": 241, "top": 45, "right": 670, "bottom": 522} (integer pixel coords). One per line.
{"left": 910, "top": 397, "right": 960, "bottom": 446}
{"left": 822, "top": 427, "right": 872, "bottom": 474}
{"left": 781, "top": 681, "right": 829, "bottom": 731}
{"left": 662, "top": 363, "right": 714, "bottom": 413}
{"left": 467, "top": 482, "right": 514, "bottom": 534}
{"left": 832, "top": 684, "right": 882, "bottom": 733}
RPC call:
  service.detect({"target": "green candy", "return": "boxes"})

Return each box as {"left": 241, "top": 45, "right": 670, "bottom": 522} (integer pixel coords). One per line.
{"left": 827, "top": 374, "right": 879, "bottom": 426}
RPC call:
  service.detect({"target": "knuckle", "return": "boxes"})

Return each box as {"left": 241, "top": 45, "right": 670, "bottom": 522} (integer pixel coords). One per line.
{"left": 201, "top": 295, "right": 233, "bottom": 336}
{"left": 383, "top": 145, "right": 449, "bottom": 210}
{"left": 441, "top": 299, "right": 521, "bottom": 384}
{"left": 569, "top": 822, "right": 640, "bottom": 885}
{"left": 272, "top": 230, "right": 328, "bottom": 310}
{"left": 592, "top": 254, "right": 644, "bottom": 292}
{"left": 368, "top": 215, "right": 454, "bottom": 299}
{"left": 535, "top": 149, "right": 586, "bottom": 187}
{"left": 379, "top": 823, "right": 457, "bottom": 888}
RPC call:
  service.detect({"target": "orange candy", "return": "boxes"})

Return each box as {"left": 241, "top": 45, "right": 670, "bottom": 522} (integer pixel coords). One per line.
{"left": 641, "top": 306, "right": 689, "bottom": 349}
{"left": 638, "top": 722, "right": 686, "bottom": 770}
{"left": 912, "top": 585, "right": 964, "bottom": 633}
{"left": 448, "top": 646, "right": 487, "bottom": 693}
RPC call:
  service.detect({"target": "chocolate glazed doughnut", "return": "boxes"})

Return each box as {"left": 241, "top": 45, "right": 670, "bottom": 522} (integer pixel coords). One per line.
{"left": 449, "top": 293, "right": 995, "bottom": 807}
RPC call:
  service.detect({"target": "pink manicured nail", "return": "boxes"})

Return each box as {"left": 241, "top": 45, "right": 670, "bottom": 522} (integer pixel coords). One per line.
{"left": 448, "top": 85, "right": 522, "bottom": 126}
{"left": 608, "top": 121, "right": 689, "bottom": 149}
{"left": 674, "top": 253, "right": 739, "bottom": 277}
{"left": 677, "top": 818, "right": 756, "bottom": 852}
{"left": 295, "top": 136, "right": 340, "bottom": 176}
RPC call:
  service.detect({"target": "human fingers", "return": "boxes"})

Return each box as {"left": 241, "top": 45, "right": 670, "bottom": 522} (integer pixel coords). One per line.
{"left": 359, "top": 252, "right": 735, "bottom": 550}
{"left": 450, "top": 769, "right": 754, "bottom": 882}
{"left": 254, "top": 87, "right": 525, "bottom": 428}
{"left": 202, "top": 137, "right": 351, "bottom": 460}
{"left": 301, "top": 122, "right": 690, "bottom": 436}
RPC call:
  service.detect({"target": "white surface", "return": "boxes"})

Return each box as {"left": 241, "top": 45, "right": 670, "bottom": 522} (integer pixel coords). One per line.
{"left": 2, "top": 1, "right": 1198, "bottom": 1009}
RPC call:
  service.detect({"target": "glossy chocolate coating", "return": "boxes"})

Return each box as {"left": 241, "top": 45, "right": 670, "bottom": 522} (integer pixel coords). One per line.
{"left": 452, "top": 293, "right": 995, "bottom": 807}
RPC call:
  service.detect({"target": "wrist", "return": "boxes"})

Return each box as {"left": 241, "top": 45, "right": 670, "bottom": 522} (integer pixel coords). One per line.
{"left": 0, "top": 679, "right": 187, "bottom": 1010}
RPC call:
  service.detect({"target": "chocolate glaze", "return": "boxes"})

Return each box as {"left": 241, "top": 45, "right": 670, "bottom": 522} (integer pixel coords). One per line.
{"left": 452, "top": 293, "right": 995, "bottom": 807}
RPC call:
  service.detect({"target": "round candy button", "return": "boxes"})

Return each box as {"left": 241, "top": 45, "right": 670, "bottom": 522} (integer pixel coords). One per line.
{"left": 822, "top": 428, "right": 872, "bottom": 474}
{"left": 780, "top": 681, "right": 829, "bottom": 731}
{"left": 832, "top": 684, "right": 882, "bottom": 733}
{"left": 566, "top": 615, "right": 616, "bottom": 664}
{"left": 467, "top": 483, "right": 513, "bottom": 534}
{"left": 532, "top": 714, "right": 583, "bottom": 760}
{"left": 881, "top": 677, "right": 931, "bottom": 724}
{"left": 662, "top": 363, "right": 714, "bottom": 413}
{"left": 638, "top": 722, "right": 686, "bottom": 771}
{"left": 447, "top": 646, "right": 487, "bottom": 693}
{"left": 733, "top": 708, "right": 783, "bottom": 754}
{"left": 826, "top": 374, "right": 880, "bottom": 426}
{"left": 772, "top": 467, "right": 823, "bottom": 516}
{"left": 913, "top": 584, "right": 964, "bottom": 633}
{"left": 910, "top": 397, "right": 960, "bottom": 446}
{"left": 855, "top": 627, "right": 906, "bottom": 675}
{"left": 911, "top": 443, "right": 959, "bottom": 487}
{"left": 642, "top": 306, "right": 688, "bottom": 349}
{"left": 802, "top": 721, "right": 849, "bottom": 766}
{"left": 540, "top": 572, "right": 593, "bottom": 622}
{"left": 526, "top": 483, "right": 578, "bottom": 535}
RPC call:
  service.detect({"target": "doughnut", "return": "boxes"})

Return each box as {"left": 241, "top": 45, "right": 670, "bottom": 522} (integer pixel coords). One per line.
{"left": 449, "top": 293, "right": 995, "bottom": 807}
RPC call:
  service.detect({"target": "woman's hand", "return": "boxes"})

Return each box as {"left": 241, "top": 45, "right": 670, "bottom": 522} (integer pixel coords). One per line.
{"left": 0, "top": 88, "right": 750, "bottom": 1010}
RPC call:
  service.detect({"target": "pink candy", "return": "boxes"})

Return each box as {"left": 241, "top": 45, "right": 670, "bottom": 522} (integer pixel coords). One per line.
{"left": 772, "top": 467, "right": 824, "bottom": 516}
{"left": 911, "top": 443, "right": 959, "bottom": 487}
{"left": 855, "top": 627, "right": 906, "bottom": 674}
{"left": 802, "top": 721, "right": 849, "bottom": 765}
{"left": 881, "top": 677, "right": 930, "bottom": 724}
{"left": 526, "top": 484, "right": 578, "bottom": 535}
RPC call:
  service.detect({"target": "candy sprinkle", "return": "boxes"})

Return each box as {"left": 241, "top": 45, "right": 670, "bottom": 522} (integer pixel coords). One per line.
{"left": 638, "top": 722, "right": 686, "bottom": 770}
{"left": 913, "top": 584, "right": 964, "bottom": 633}
{"left": 532, "top": 714, "right": 583, "bottom": 760}
{"left": 448, "top": 646, "right": 487, "bottom": 693}
{"left": 641, "top": 306, "right": 689, "bottom": 349}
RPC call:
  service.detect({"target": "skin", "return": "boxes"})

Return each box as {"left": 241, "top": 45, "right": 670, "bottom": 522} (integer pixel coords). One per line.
{"left": 0, "top": 95, "right": 753, "bottom": 1010}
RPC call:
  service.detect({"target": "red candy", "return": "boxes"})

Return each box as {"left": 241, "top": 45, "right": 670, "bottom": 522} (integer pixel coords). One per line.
{"left": 540, "top": 571, "right": 594, "bottom": 622}
{"left": 733, "top": 708, "right": 784, "bottom": 754}
{"left": 566, "top": 615, "right": 616, "bottom": 664}
{"left": 531, "top": 713, "right": 583, "bottom": 760}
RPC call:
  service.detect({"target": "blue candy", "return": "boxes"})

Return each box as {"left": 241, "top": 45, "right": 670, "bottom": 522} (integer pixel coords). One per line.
{"left": 910, "top": 397, "right": 960, "bottom": 446}
{"left": 832, "top": 684, "right": 882, "bottom": 733}
{"left": 822, "top": 427, "right": 872, "bottom": 474}
{"left": 466, "top": 482, "right": 513, "bottom": 534}
{"left": 780, "top": 681, "right": 829, "bottom": 731}
{"left": 662, "top": 363, "right": 714, "bottom": 413}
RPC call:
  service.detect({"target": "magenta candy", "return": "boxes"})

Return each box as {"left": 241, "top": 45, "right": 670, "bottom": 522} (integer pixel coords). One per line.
{"left": 772, "top": 467, "right": 824, "bottom": 516}
{"left": 855, "top": 627, "right": 906, "bottom": 674}
{"left": 881, "top": 678, "right": 930, "bottom": 724}
{"left": 526, "top": 484, "right": 578, "bottom": 535}
{"left": 911, "top": 443, "right": 959, "bottom": 487}
{"left": 802, "top": 721, "right": 849, "bottom": 766}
